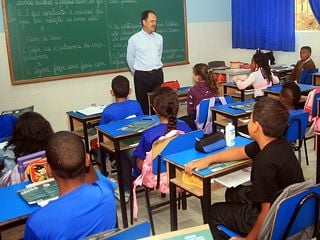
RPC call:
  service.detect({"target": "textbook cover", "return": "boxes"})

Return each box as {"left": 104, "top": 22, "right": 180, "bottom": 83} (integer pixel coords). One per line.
{"left": 118, "top": 120, "right": 158, "bottom": 133}
{"left": 18, "top": 178, "right": 59, "bottom": 206}
{"left": 229, "top": 102, "right": 255, "bottom": 112}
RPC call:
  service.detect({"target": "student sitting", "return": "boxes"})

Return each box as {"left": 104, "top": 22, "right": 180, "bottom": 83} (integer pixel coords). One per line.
{"left": 233, "top": 52, "right": 279, "bottom": 99}
{"left": 181, "top": 63, "right": 220, "bottom": 129}
{"left": 100, "top": 75, "right": 143, "bottom": 125}
{"left": 279, "top": 82, "right": 301, "bottom": 110}
{"left": 98, "top": 75, "right": 143, "bottom": 190}
{"left": 0, "top": 114, "right": 17, "bottom": 143}
{"left": 0, "top": 112, "right": 54, "bottom": 186}
{"left": 24, "top": 131, "right": 117, "bottom": 240}
{"left": 134, "top": 87, "right": 191, "bottom": 175}
{"left": 185, "top": 97, "right": 304, "bottom": 240}
{"left": 290, "top": 46, "right": 316, "bottom": 83}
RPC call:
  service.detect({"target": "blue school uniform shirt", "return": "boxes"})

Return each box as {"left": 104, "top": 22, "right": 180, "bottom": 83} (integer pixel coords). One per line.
{"left": 24, "top": 179, "right": 117, "bottom": 240}
{"left": 133, "top": 121, "right": 191, "bottom": 175}
{"left": 0, "top": 114, "right": 17, "bottom": 142}
{"left": 99, "top": 100, "right": 143, "bottom": 125}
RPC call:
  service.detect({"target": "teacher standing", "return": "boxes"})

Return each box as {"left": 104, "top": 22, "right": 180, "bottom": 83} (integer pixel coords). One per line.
{"left": 127, "top": 10, "right": 164, "bottom": 115}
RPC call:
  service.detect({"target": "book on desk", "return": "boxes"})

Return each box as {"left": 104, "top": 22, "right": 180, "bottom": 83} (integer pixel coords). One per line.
{"left": 118, "top": 120, "right": 158, "bottom": 133}
{"left": 77, "top": 105, "right": 106, "bottom": 116}
{"left": 17, "top": 178, "right": 59, "bottom": 206}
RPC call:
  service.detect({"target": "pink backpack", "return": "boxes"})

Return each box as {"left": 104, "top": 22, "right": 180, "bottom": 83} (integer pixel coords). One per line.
{"left": 132, "top": 130, "right": 184, "bottom": 219}
{"left": 304, "top": 87, "right": 320, "bottom": 132}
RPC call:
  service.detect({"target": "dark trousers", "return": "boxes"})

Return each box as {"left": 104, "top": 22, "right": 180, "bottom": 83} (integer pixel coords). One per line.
{"left": 134, "top": 69, "right": 164, "bottom": 115}
{"left": 209, "top": 185, "right": 261, "bottom": 240}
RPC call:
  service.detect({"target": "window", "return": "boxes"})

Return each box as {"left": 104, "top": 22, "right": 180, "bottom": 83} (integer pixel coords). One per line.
{"left": 295, "top": 0, "right": 320, "bottom": 30}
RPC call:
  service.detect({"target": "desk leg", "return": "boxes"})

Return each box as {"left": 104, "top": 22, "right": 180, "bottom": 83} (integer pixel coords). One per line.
{"left": 201, "top": 178, "right": 211, "bottom": 224}
{"left": 169, "top": 163, "right": 178, "bottom": 231}
{"left": 69, "top": 116, "right": 75, "bottom": 132}
{"left": 82, "top": 121, "right": 90, "bottom": 154}
{"left": 317, "top": 134, "right": 320, "bottom": 184}
{"left": 212, "top": 110, "right": 217, "bottom": 133}
{"left": 114, "top": 141, "right": 128, "bottom": 229}
{"left": 241, "top": 90, "right": 245, "bottom": 102}
{"left": 232, "top": 118, "right": 238, "bottom": 136}
{"left": 98, "top": 132, "right": 107, "bottom": 176}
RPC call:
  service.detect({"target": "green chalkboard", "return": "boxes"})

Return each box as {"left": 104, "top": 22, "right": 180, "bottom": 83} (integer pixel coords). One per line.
{"left": 2, "top": 0, "right": 188, "bottom": 85}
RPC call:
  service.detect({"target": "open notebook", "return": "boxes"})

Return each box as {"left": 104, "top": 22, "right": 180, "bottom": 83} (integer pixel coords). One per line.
{"left": 77, "top": 105, "right": 106, "bottom": 116}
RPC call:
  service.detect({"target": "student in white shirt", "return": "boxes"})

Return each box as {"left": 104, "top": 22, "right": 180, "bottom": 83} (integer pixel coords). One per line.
{"left": 126, "top": 10, "right": 164, "bottom": 114}
{"left": 233, "top": 52, "right": 279, "bottom": 98}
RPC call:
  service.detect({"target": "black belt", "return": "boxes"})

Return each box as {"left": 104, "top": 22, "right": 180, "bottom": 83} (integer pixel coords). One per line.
{"left": 137, "top": 68, "right": 162, "bottom": 74}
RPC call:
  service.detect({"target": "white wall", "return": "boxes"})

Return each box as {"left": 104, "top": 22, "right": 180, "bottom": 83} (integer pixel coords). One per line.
{"left": 1, "top": 20, "right": 320, "bottom": 131}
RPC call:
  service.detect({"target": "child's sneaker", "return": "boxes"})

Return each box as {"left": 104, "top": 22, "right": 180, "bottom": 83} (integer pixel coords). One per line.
{"left": 114, "top": 188, "right": 130, "bottom": 203}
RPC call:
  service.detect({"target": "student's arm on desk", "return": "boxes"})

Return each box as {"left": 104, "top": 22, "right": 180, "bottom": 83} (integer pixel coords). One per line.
{"left": 230, "top": 202, "right": 270, "bottom": 240}
{"left": 234, "top": 74, "right": 254, "bottom": 90}
{"left": 184, "top": 146, "right": 248, "bottom": 175}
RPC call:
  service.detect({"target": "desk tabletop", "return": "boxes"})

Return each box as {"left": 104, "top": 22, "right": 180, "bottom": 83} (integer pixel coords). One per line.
{"left": 164, "top": 136, "right": 253, "bottom": 178}
{"left": 211, "top": 99, "right": 255, "bottom": 116}
{"left": 66, "top": 110, "right": 102, "bottom": 120}
{"left": 96, "top": 115, "right": 160, "bottom": 139}
{"left": 264, "top": 84, "right": 317, "bottom": 94}
{"left": 0, "top": 181, "right": 39, "bottom": 224}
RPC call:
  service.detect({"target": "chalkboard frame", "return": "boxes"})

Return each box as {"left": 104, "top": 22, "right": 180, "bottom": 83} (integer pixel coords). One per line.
{"left": 2, "top": 0, "right": 189, "bottom": 85}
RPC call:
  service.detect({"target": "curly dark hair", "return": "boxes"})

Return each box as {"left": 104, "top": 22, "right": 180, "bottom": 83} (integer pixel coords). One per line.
{"left": 6, "top": 112, "right": 54, "bottom": 158}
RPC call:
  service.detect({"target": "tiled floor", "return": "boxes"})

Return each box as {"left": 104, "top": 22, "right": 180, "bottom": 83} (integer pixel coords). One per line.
{"left": 2, "top": 138, "right": 316, "bottom": 239}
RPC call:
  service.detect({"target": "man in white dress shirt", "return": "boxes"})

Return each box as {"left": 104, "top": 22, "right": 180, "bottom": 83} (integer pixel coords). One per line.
{"left": 127, "top": 10, "right": 164, "bottom": 114}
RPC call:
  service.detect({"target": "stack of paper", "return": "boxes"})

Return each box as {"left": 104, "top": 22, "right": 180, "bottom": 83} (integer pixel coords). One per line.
{"left": 213, "top": 167, "right": 251, "bottom": 188}
{"left": 77, "top": 105, "right": 106, "bottom": 116}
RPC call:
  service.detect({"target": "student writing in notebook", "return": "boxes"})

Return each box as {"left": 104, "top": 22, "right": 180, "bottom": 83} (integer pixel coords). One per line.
{"left": 24, "top": 131, "right": 116, "bottom": 240}
{"left": 180, "top": 63, "right": 220, "bottom": 129}
{"left": 185, "top": 98, "right": 304, "bottom": 240}
{"left": 0, "top": 112, "right": 53, "bottom": 186}
{"left": 233, "top": 52, "right": 279, "bottom": 99}
{"left": 134, "top": 87, "right": 191, "bottom": 175}
{"left": 290, "top": 46, "right": 316, "bottom": 83}
{"left": 279, "top": 82, "right": 301, "bottom": 110}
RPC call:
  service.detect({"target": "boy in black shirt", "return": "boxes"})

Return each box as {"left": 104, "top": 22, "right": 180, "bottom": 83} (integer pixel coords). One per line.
{"left": 185, "top": 97, "right": 304, "bottom": 240}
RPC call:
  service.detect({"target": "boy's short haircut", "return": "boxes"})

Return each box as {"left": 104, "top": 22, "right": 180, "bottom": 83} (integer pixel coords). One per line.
{"left": 252, "top": 97, "right": 289, "bottom": 138}
{"left": 45, "top": 131, "right": 86, "bottom": 179}
{"left": 280, "top": 82, "right": 301, "bottom": 108}
{"left": 301, "top": 46, "right": 312, "bottom": 54}
{"left": 111, "top": 75, "right": 130, "bottom": 98}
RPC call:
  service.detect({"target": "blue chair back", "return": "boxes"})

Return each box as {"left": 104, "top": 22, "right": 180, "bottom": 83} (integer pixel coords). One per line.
{"left": 198, "top": 96, "right": 233, "bottom": 124}
{"left": 152, "top": 130, "right": 204, "bottom": 175}
{"left": 311, "top": 92, "right": 320, "bottom": 117}
{"left": 284, "top": 110, "right": 308, "bottom": 142}
{"left": 300, "top": 68, "right": 318, "bottom": 85}
{"left": 271, "top": 184, "right": 320, "bottom": 239}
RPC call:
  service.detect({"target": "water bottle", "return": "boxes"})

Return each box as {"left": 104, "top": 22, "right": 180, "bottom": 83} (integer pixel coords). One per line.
{"left": 225, "top": 122, "right": 235, "bottom": 147}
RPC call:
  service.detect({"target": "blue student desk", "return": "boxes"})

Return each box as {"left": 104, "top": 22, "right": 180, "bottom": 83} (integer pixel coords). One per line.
{"left": 96, "top": 115, "right": 159, "bottom": 229}
{"left": 211, "top": 99, "right": 255, "bottom": 134}
{"left": 0, "top": 182, "right": 38, "bottom": 239}
{"left": 264, "top": 83, "right": 317, "bottom": 97}
{"left": 164, "top": 136, "right": 252, "bottom": 231}
{"left": 66, "top": 111, "right": 101, "bottom": 154}
{"left": 223, "top": 82, "right": 254, "bottom": 102}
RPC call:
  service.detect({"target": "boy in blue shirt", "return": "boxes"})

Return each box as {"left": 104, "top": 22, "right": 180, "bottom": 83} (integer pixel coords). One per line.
{"left": 100, "top": 75, "right": 143, "bottom": 125}
{"left": 0, "top": 114, "right": 17, "bottom": 143}
{"left": 98, "top": 75, "right": 143, "bottom": 190}
{"left": 24, "top": 131, "right": 116, "bottom": 240}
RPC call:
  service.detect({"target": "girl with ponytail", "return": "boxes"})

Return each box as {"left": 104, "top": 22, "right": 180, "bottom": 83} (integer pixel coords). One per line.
{"left": 234, "top": 52, "right": 279, "bottom": 99}
{"left": 181, "top": 63, "right": 220, "bottom": 129}
{"left": 133, "top": 87, "right": 191, "bottom": 174}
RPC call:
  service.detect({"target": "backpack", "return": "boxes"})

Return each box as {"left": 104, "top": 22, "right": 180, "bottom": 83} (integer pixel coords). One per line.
{"left": 195, "top": 97, "right": 227, "bottom": 134}
{"left": 132, "top": 130, "right": 185, "bottom": 219}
